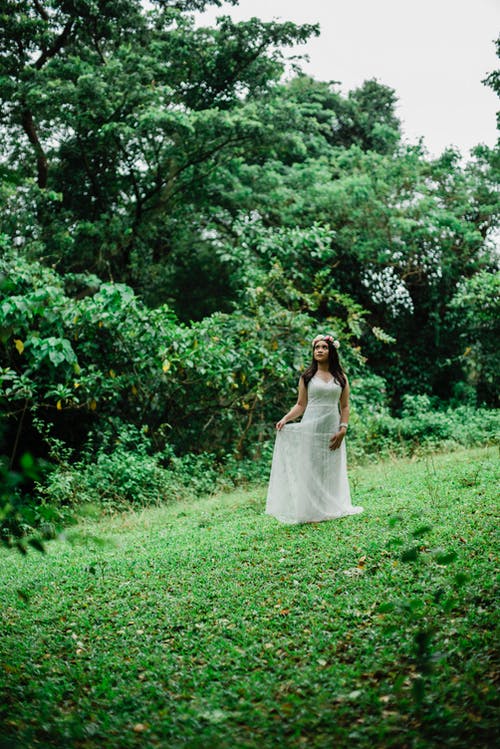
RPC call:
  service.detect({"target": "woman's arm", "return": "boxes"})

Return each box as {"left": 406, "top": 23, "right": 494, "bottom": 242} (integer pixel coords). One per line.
{"left": 329, "top": 377, "right": 350, "bottom": 450}
{"left": 276, "top": 377, "right": 308, "bottom": 430}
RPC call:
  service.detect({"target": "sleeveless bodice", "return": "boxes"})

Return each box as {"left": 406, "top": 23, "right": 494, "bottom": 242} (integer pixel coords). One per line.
{"left": 301, "top": 375, "right": 342, "bottom": 432}
{"left": 305, "top": 375, "right": 342, "bottom": 407}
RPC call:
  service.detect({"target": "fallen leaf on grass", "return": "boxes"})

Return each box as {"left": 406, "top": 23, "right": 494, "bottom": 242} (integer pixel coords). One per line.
{"left": 199, "top": 709, "right": 227, "bottom": 724}
{"left": 332, "top": 689, "right": 363, "bottom": 703}
{"left": 277, "top": 703, "right": 295, "bottom": 715}
{"left": 348, "top": 690, "right": 362, "bottom": 700}
{"left": 342, "top": 567, "right": 365, "bottom": 577}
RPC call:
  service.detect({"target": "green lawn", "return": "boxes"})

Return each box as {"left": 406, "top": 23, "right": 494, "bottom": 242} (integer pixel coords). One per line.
{"left": 1, "top": 447, "right": 498, "bottom": 748}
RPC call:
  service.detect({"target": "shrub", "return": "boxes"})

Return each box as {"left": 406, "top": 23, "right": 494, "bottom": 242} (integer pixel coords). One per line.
{"left": 348, "top": 403, "right": 499, "bottom": 460}
{"left": 1, "top": 250, "right": 344, "bottom": 462}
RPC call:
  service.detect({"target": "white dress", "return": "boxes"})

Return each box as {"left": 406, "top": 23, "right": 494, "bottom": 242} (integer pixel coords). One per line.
{"left": 266, "top": 374, "right": 363, "bottom": 524}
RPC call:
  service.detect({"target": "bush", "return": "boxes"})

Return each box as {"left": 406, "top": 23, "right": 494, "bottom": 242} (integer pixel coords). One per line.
{"left": 50, "top": 450, "right": 181, "bottom": 509}
{"left": 448, "top": 269, "right": 500, "bottom": 407}
{"left": 0, "top": 452, "right": 71, "bottom": 552}
{"left": 2, "top": 249, "right": 350, "bottom": 463}
{"left": 348, "top": 401, "right": 499, "bottom": 460}
{"left": 31, "top": 399, "right": 499, "bottom": 518}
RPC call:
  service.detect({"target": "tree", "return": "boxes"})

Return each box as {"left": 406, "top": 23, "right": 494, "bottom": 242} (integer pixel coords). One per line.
{"left": 208, "top": 140, "right": 499, "bottom": 403}
{"left": 0, "top": 0, "right": 318, "bottom": 291}
{"left": 483, "top": 34, "right": 500, "bottom": 138}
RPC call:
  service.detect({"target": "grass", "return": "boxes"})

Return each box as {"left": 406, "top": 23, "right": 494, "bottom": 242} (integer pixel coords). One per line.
{"left": 0, "top": 447, "right": 498, "bottom": 748}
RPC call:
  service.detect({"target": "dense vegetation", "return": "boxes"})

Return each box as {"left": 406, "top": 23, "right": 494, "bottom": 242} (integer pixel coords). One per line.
{"left": 0, "top": 448, "right": 498, "bottom": 747}
{"left": 0, "top": 1, "right": 498, "bottom": 540}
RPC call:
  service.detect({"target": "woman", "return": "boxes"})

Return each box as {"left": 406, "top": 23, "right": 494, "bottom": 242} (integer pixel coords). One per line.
{"left": 266, "top": 334, "right": 363, "bottom": 524}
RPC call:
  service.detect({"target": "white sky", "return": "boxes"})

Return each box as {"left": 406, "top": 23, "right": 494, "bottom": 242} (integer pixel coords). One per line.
{"left": 196, "top": 0, "right": 499, "bottom": 158}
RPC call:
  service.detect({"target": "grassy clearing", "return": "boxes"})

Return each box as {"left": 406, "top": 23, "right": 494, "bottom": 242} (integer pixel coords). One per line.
{"left": 1, "top": 447, "right": 498, "bottom": 748}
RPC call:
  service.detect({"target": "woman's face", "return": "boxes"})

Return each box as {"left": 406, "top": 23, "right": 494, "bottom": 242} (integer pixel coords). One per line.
{"left": 313, "top": 341, "right": 329, "bottom": 361}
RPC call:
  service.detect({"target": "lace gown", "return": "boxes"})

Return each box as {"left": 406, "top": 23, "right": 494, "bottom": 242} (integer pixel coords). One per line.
{"left": 266, "top": 374, "right": 363, "bottom": 524}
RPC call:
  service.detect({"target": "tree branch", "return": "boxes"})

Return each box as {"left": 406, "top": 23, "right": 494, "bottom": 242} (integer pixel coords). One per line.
{"left": 32, "top": 0, "right": 49, "bottom": 22}
{"left": 21, "top": 108, "right": 48, "bottom": 188}
{"left": 35, "top": 18, "right": 73, "bottom": 69}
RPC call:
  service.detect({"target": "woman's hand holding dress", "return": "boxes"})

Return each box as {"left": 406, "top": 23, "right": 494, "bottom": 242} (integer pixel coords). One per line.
{"left": 329, "top": 427, "right": 346, "bottom": 451}
{"left": 275, "top": 381, "right": 308, "bottom": 431}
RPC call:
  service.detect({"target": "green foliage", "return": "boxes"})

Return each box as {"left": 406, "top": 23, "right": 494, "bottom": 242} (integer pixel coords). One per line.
{"left": 203, "top": 135, "right": 498, "bottom": 403}
{"left": 0, "top": 448, "right": 497, "bottom": 747}
{"left": 0, "top": 0, "right": 318, "bottom": 287}
{"left": 348, "top": 397, "right": 499, "bottom": 460}
{"left": 0, "top": 452, "right": 67, "bottom": 553}
{"left": 349, "top": 373, "right": 389, "bottom": 415}
{"left": 447, "top": 269, "right": 500, "bottom": 405}
{"left": 48, "top": 448, "right": 180, "bottom": 509}
{"left": 283, "top": 75, "right": 401, "bottom": 155}
{"left": 0, "top": 454, "right": 36, "bottom": 551}
{"left": 1, "top": 249, "right": 356, "bottom": 464}
{"left": 38, "top": 422, "right": 243, "bottom": 510}
{"left": 0, "top": 250, "right": 178, "bottom": 450}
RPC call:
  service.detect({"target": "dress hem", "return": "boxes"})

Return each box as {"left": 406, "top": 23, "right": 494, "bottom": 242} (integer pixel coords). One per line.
{"left": 266, "top": 506, "right": 363, "bottom": 525}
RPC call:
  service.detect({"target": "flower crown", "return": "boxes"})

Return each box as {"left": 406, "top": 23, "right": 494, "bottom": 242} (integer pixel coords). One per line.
{"left": 312, "top": 334, "right": 340, "bottom": 349}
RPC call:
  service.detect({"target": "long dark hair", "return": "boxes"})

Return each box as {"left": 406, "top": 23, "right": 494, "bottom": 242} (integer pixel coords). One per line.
{"left": 302, "top": 337, "right": 347, "bottom": 389}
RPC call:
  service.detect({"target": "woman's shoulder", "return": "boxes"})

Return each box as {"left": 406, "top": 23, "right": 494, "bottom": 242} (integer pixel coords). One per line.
{"left": 332, "top": 370, "right": 348, "bottom": 389}
{"left": 340, "top": 373, "right": 350, "bottom": 392}
{"left": 301, "top": 367, "right": 313, "bottom": 385}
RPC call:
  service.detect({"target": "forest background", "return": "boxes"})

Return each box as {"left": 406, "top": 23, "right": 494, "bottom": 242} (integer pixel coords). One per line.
{"left": 0, "top": 0, "right": 498, "bottom": 545}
